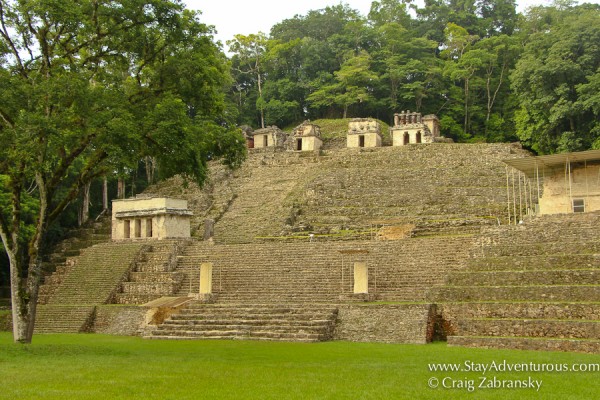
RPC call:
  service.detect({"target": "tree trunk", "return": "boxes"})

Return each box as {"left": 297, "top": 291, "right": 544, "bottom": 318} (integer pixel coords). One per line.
{"left": 145, "top": 156, "right": 156, "bottom": 184}
{"left": 8, "top": 174, "right": 48, "bottom": 343}
{"left": 102, "top": 176, "right": 108, "bottom": 211}
{"left": 464, "top": 78, "right": 469, "bottom": 136}
{"left": 78, "top": 181, "right": 91, "bottom": 226}
{"left": 117, "top": 178, "right": 125, "bottom": 199}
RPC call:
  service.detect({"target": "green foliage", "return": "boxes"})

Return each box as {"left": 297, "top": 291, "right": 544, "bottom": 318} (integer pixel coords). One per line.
{"left": 510, "top": 4, "right": 600, "bottom": 154}
{"left": 0, "top": 0, "right": 243, "bottom": 342}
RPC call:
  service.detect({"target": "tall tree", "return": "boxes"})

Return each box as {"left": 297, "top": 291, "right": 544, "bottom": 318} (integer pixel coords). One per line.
{"left": 228, "top": 33, "right": 268, "bottom": 128}
{"left": 511, "top": 4, "right": 600, "bottom": 153}
{"left": 0, "top": 0, "right": 242, "bottom": 343}
{"left": 307, "top": 51, "right": 378, "bottom": 118}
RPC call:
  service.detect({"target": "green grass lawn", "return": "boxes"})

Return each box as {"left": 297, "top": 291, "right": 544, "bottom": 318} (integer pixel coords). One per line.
{"left": 0, "top": 333, "right": 598, "bottom": 399}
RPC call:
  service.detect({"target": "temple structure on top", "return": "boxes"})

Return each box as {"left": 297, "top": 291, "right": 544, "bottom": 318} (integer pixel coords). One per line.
{"left": 112, "top": 196, "right": 192, "bottom": 240}
{"left": 251, "top": 126, "right": 287, "bottom": 149}
{"left": 288, "top": 121, "right": 322, "bottom": 152}
{"left": 347, "top": 118, "right": 382, "bottom": 148}
{"left": 390, "top": 111, "right": 450, "bottom": 146}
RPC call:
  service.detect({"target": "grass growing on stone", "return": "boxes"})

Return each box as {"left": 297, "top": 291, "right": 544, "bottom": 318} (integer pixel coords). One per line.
{"left": 1, "top": 333, "right": 599, "bottom": 399}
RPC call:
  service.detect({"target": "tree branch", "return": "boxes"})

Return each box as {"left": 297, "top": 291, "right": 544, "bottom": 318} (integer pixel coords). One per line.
{"left": 46, "top": 133, "right": 96, "bottom": 194}
{"left": 0, "top": 107, "right": 14, "bottom": 128}
{"left": 47, "top": 150, "right": 108, "bottom": 224}
{"left": 0, "top": 2, "right": 27, "bottom": 77}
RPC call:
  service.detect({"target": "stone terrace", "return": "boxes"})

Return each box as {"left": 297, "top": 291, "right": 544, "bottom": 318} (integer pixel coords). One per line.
{"left": 431, "top": 212, "right": 600, "bottom": 353}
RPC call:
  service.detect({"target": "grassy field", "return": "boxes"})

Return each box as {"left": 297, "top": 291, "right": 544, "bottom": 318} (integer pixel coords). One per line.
{"left": 0, "top": 333, "right": 599, "bottom": 399}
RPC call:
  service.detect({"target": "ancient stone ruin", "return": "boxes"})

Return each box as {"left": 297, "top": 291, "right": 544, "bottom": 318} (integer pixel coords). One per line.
{"left": 287, "top": 121, "right": 322, "bottom": 152}
{"left": 390, "top": 111, "right": 451, "bottom": 146}
{"left": 251, "top": 126, "right": 287, "bottom": 149}
{"left": 347, "top": 118, "right": 382, "bottom": 148}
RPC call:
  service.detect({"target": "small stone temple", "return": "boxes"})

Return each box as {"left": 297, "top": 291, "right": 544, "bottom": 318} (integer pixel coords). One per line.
{"left": 112, "top": 196, "right": 192, "bottom": 240}
{"left": 391, "top": 111, "right": 447, "bottom": 146}
{"left": 504, "top": 149, "right": 600, "bottom": 217}
{"left": 252, "top": 126, "right": 287, "bottom": 149}
{"left": 347, "top": 118, "right": 382, "bottom": 148}
{"left": 288, "top": 121, "right": 322, "bottom": 152}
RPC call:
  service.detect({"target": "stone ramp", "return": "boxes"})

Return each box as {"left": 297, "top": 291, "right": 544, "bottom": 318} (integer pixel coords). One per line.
{"left": 432, "top": 212, "right": 600, "bottom": 353}
{"left": 146, "top": 302, "right": 338, "bottom": 342}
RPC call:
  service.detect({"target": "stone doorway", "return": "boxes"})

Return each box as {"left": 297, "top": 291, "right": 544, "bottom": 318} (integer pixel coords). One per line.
{"left": 359, "top": 135, "right": 365, "bottom": 147}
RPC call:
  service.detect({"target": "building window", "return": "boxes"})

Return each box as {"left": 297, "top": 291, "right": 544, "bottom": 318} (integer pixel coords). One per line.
{"left": 263, "top": 135, "right": 268, "bottom": 147}
{"left": 296, "top": 138, "right": 303, "bottom": 151}
{"left": 146, "top": 219, "right": 153, "bottom": 238}
{"left": 573, "top": 198, "right": 585, "bottom": 213}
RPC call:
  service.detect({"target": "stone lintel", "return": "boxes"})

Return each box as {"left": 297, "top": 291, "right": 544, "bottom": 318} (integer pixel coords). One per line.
{"left": 115, "top": 208, "right": 193, "bottom": 219}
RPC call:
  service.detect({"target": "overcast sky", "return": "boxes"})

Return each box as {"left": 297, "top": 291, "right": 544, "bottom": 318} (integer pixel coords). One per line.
{"left": 182, "top": 0, "right": 587, "bottom": 50}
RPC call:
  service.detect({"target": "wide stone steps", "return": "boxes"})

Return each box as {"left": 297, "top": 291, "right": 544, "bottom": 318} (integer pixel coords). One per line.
{"left": 463, "top": 254, "right": 600, "bottom": 271}
{"left": 441, "top": 302, "right": 600, "bottom": 320}
{"left": 146, "top": 302, "right": 337, "bottom": 342}
{"left": 114, "top": 293, "right": 163, "bottom": 304}
{"left": 147, "top": 331, "right": 323, "bottom": 342}
{"left": 454, "top": 318, "right": 600, "bottom": 339}
{"left": 448, "top": 336, "right": 600, "bottom": 353}
{"left": 447, "top": 270, "right": 600, "bottom": 286}
{"left": 34, "top": 305, "right": 95, "bottom": 333}
{"left": 435, "top": 285, "right": 600, "bottom": 302}
{"left": 433, "top": 212, "right": 600, "bottom": 353}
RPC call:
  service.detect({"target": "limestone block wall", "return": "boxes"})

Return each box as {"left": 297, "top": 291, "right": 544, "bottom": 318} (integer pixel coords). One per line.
{"left": 334, "top": 304, "right": 435, "bottom": 343}
{"left": 539, "top": 164, "right": 600, "bottom": 215}
{"left": 93, "top": 305, "right": 146, "bottom": 335}
{"left": 0, "top": 312, "right": 11, "bottom": 331}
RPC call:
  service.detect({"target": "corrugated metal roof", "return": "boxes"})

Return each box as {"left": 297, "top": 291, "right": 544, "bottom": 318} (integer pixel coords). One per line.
{"left": 503, "top": 149, "right": 600, "bottom": 178}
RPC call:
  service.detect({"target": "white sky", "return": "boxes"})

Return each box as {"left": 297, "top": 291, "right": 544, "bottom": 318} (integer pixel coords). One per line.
{"left": 182, "top": 0, "right": 587, "bottom": 50}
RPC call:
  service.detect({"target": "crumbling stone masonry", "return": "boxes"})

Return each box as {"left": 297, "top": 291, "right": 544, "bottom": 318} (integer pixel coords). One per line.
{"left": 390, "top": 111, "right": 451, "bottom": 146}
{"left": 287, "top": 121, "right": 322, "bottom": 152}
{"left": 251, "top": 126, "right": 287, "bottom": 149}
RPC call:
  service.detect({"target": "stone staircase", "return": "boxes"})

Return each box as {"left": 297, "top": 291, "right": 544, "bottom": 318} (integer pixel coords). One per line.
{"left": 113, "top": 240, "right": 188, "bottom": 304}
{"left": 173, "top": 238, "right": 473, "bottom": 303}
{"left": 149, "top": 143, "right": 527, "bottom": 243}
{"left": 39, "top": 217, "right": 111, "bottom": 303}
{"left": 295, "top": 144, "right": 526, "bottom": 239}
{"left": 35, "top": 242, "right": 145, "bottom": 333}
{"left": 431, "top": 212, "right": 600, "bottom": 353}
{"left": 147, "top": 302, "right": 338, "bottom": 342}
{"left": 212, "top": 152, "right": 318, "bottom": 244}
{"left": 146, "top": 237, "right": 472, "bottom": 341}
